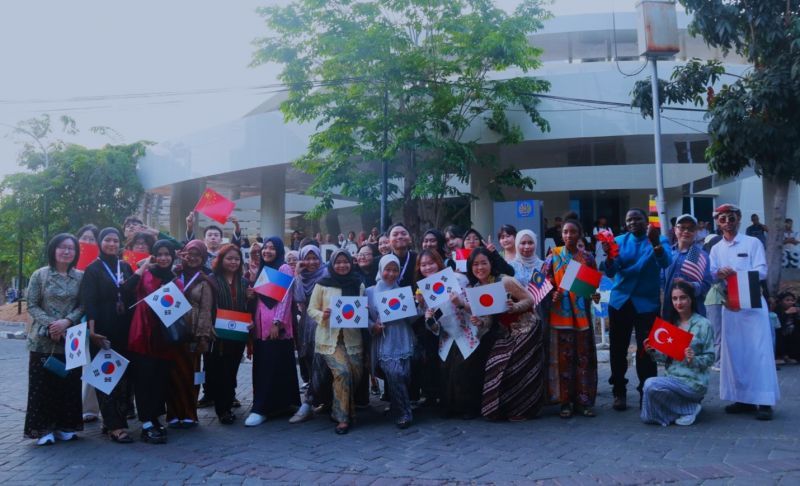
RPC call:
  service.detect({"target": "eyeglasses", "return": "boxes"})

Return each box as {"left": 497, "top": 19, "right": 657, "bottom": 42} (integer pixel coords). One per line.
{"left": 56, "top": 246, "right": 75, "bottom": 253}
{"left": 675, "top": 226, "right": 696, "bottom": 233}
{"left": 717, "top": 215, "right": 737, "bottom": 223}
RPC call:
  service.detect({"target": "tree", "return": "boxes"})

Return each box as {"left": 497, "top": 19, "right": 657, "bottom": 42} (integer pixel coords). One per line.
{"left": 252, "top": 0, "right": 551, "bottom": 238}
{"left": 630, "top": 0, "right": 800, "bottom": 296}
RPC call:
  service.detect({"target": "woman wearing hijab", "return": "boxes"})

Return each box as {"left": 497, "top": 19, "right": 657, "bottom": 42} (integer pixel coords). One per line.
{"left": 167, "top": 240, "right": 214, "bottom": 429}
{"left": 367, "top": 254, "right": 418, "bottom": 428}
{"left": 80, "top": 227, "right": 138, "bottom": 443}
{"left": 245, "top": 237, "right": 301, "bottom": 426}
{"left": 509, "top": 230, "right": 544, "bottom": 288}
{"left": 127, "top": 240, "right": 178, "bottom": 443}
{"left": 306, "top": 249, "right": 365, "bottom": 434}
{"left": 462, "top": 228, "right": 515, "bottom": 277}
{"left": 543, "top": 218, "right": 599, "bottom": 418}
{"left": 209, "top": 244, "right": 255, "bottom": 425}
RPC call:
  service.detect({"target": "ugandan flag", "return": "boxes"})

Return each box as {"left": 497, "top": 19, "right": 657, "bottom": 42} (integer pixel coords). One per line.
{"left": 558, "top": 260, "right": 602, "bottom": 298}
{"left": 648, "top": 195, "right": 660, "bottom": 228}
{"left": 726, "top": 271, "right": 762, "bottom": 310}
{"left": 214, "top": 309, "right": 252, "bottom": 342}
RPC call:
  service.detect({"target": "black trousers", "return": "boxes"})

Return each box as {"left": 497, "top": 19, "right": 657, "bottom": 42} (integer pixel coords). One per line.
{"left": 132, "top": 353, "right": 170, "bottom": 423}
{"left": 608, "top": 300, "right": 658, "bottom": 396}
{"left": 206, "top": 340, "right": 246, "bottom": 418}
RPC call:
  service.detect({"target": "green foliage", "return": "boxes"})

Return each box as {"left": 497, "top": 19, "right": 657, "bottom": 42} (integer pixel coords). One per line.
{"left": 253, "top": 0, "right": 550, "bottom": 233}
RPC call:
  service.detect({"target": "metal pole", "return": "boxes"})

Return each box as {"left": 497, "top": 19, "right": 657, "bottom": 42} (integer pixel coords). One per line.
{"left": 17, "top": 230, "right": 23, "bottom": 315}
{"left": 380, "top": 88, "right": 389, "bottom": 232}
{"left": 649, "top": 59, "right": 669, "bottom": 231}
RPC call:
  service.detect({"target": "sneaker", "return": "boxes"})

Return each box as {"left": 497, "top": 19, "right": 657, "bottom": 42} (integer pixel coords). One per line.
{"left": 245, "top": 413, "right": 266, "bottom": 427}
{"left": 197, "top": 395, "right": 214, "bottom": 408}
{"left": 675, "top": 404, "right": 702, "bottom": 426}
{"left": 756, "top": 405, "right": 774, "bottom": 421}
{"left": 53, "top": 430, "right": 77, "bottom": 441}
{"left": 36, "top": 433, "right": 55, "bottom": 446}
{"left": 289, "top": 403, "right": 313, "bottom": 424}
{"left": 167, "top": 418, "right": 182, "bottom": 429}
{"left": 181, "top": 419, "right": 198, "bottom": 428}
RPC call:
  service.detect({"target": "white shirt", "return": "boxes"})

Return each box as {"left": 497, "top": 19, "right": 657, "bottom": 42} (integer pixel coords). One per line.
{"left": 709, "top": 233, "right": 767, "bottom": 281}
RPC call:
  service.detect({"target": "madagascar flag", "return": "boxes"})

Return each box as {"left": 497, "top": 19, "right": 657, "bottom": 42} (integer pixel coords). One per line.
{"left": 726, "top": 271, "right": 762, "bottom": 310}
{"left": 648, "top": 195, "right": 660, "bottom": 228}
{"left": 76, "top": 242, "right": 99, "bottom": 271}
{"left": 194, "top": 188, "right": 235, "bottom": 225}
{"left": 254, "top": 266, "right": 294, "bottom": 302}
{"left": 214, "top": 309, "right": 251, "bottom": 342}
{"left": 648, "top": 317, "right": 694, "bottom": 361}
{"left": 122, "top": 250, "right": 150, "bottom": 270}
{"left": 558, "top": 260, "right": 602, "bottom": 298}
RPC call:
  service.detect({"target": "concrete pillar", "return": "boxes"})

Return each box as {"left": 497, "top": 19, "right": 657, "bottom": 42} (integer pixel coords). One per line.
{"left": 169, "top": 180, "right": 204, "bottom": 239}
{"left": 469, "top": 165, "right": 494, "bottom": 235}
{"left": 260, "top": 166, "right": 286, "bottom": 240}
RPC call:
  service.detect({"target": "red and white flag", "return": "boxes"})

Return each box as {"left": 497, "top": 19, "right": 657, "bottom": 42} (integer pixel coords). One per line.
{"left": 194, "top": 188, "right": 235, "bottom": 225}
{"left": 417, "top": 267, "right": 462, "bottom": 309}
{"left": 726, "top": 270, "right": 762, "bottom": 310}
{"left": 679, "top": 245, "right": 707, "bottom": 283}
{"left": 465, "top": 281, "right": 507, "bottom": 317}
{"left": 453, "top": 248, "right": 471, "bottom": 273}
{"left": 527, "top": 268, "right": 553, "bottom": 306}
{"left": 648, "top": 317, "right": 694, "bottom": 361}
{"left": 376, "top": 286, "right": 417, "bottom": 323}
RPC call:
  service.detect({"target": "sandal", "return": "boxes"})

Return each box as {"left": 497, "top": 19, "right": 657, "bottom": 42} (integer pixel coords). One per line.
{"left": 559, "top": 404, "right": 573, "bottom": 419}
{"left": 109, "top": 430, "right": 134, "bottom": 444}
{"left": 575, "top": 405, "right": 596, "bottom": 417}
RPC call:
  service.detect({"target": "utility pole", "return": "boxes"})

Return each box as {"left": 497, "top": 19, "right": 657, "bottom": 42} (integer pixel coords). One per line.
{"left": 380, "top": 87, "right": 389, "bottom": 232}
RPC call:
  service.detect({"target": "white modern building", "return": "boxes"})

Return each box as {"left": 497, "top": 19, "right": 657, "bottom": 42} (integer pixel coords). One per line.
{"left": 136, "top": 8, "right": 800, "bottom": 241}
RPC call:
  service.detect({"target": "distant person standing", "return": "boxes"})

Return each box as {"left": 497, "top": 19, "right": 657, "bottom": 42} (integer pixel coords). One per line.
{"left": 745, "top": 213, "right": 768, "bottom": 247}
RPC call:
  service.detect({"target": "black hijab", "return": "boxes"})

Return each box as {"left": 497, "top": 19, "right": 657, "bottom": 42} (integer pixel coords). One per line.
{"left": 150, "top": 239, "right": 176, "bottom": 282}
{"left": 256, "top": 236, "right": 287, "bottom": 309}
{"left": 318, "top": 249, "right": 362, "bottom": 297}
{"left": 97, "top": 227, "right": 122, "bottom": 266}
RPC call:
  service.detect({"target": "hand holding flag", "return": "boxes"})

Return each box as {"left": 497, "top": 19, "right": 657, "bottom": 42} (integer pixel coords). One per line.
{"left": 254, "top": 266, "right": 294, "bottom": 302}
{"left": 558, "top": 260, "right": 602, "bottom": 298}
{"left": 647, "top": 317, "right": 694, "bottom": 361}
{"left": 595, "top": 230, "right": 619, "bottom": 259}
{"left": 144, "top": 281, "right": 192, "bottom": 327}
{"left": 725, "top": 270, "right": 762, "bottom": 310}
{"left": 648, "top": 195, "right": 660, "bottom": 229}
{"left": 465, "top": 281, "right": 508, "bottom": 317}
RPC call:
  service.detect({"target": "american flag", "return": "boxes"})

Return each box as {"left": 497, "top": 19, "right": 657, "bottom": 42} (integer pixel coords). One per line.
{"left": 680, "top": 245, "right": 707, "bottom": 283}
{"left": 527, "top": 268, "right": 554, "bottom": 306}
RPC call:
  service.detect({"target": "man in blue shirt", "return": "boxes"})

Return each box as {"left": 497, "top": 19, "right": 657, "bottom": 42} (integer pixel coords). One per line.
{"left": 602, "top": 208, "right": 672, "bottom": 411}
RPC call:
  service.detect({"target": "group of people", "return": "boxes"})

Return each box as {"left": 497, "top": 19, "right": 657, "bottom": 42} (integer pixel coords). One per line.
{"left": 23, "top": 202, "right": 785, "bottom": 446}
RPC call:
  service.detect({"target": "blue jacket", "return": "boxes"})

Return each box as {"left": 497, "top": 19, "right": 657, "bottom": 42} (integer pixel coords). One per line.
{"left": 660, "top": 243, "right": 712, "bottom": 321}
{"left": 602, "top": 232, "right": 672, "bottom": 313}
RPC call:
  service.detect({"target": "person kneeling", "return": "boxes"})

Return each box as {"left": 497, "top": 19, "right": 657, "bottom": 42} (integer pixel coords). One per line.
{"left": 641, "top": 282, "right": 714, "bottom": 427}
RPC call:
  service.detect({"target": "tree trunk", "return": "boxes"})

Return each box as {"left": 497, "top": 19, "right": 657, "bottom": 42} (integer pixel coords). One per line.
{"left": 402, "top": 149, "right": 422, "bottom": 242}
{"left": 762, "top": 175, "right": 788, "bottom": 299}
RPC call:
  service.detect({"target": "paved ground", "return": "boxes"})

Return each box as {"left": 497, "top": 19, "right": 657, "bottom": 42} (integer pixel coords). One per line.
{"left": 0, "top": 337, "right": 799, "bottom": 485}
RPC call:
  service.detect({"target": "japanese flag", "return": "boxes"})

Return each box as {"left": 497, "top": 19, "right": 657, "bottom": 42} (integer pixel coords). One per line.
{"left": 82, "top": 349, "right": 129, "bottom": 395}
{"left": 145, "top": 281, "right": 192, "bottom": 327}
{"left": 465, "top": 281, "right": 508, "bottom": 317}
{"left": 64, "top": 322, "right": 89, "bottom": 370}
{"left": 376, "top": 286, "right": 417, "bottom": 323}
{"left": 417, "top": 267, "right": 462, "bottom": 309}
{"left": 330, "top": 296, "right": 368, "bottom": 328}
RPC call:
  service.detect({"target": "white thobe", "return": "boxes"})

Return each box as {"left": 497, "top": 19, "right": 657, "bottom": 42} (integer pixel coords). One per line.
{"left": 709, "top": 233, "right": 780, "bottom": 405}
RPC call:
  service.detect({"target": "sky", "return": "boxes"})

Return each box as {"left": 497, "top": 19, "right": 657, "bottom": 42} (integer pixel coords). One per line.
{"left": 0, "top": 0, "right": 640, "bottom": 178}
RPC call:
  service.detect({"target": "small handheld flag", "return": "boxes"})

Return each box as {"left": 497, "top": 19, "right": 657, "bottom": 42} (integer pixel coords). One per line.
{"left": 64, "top": 322, "right": 89, "bottom": 370}
{"left": 122, "top": 250, "right": 150, "bottom": 270}
{"left": 726, "top": 270, "right": 762, "bottom": 310}
{"left": 194, "top": 188, "right": 235, "bottom": 225}
{"left": 376, "top": 286, "right": 417, "bottom": 323}
{"left": 465, "top": 281, "right": 508, "bottom": 317}
{"left": 144, "top": 281, "right": 192, "bottom": 327}
{"left": 558, "top": 260, "right": 602, "bottom": 298}
{"left": 680, "top": 245, "right": 707, "bottom": 283}
{"left": 527, "top": 268, "right": 553, "bottom": 306}
{"left": 330, "top": 296, "right": 368, "bottom": 328}
{"left": 76, "top": 242, "right": 99, "bottom": 271}
{"left": 453, "top": 248, "right": 471, "bottom": 273}
{"left": 595, "top": 230, "right": 619, "bottom": 259}
{"left": 254, "top": 266, "right": 294, "bottom": 302}
{"left": 648, "top": 317, "right": 694, "bottom": 361}
{"left": 83, "top": 348, "right": 129, "bottom": 395}
{"left": 417, "top": 267, "right": 462, "bottom": 309}
{"left": 214, "top": 309, "right": 252, "bottom": 342}
{"left": 648, "top": 195, "right": 660, "bottom": 228}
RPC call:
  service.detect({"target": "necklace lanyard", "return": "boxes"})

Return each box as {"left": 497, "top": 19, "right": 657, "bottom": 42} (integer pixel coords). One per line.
{"left": 100, "top": 260, "right": 121, "bottom": 287}
{"left": 180, "top": 272, "right": 200, "bottom": 290}
{"left": 398, "top": 252, "right": 411, "bottom": 282}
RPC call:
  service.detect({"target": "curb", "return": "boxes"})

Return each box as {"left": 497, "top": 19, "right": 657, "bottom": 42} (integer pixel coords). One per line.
{"left": 0, "top": 321, "right": 27, "bottom": 340}
{"left": 1, "top": 330, "right": 26, "bottom": 340}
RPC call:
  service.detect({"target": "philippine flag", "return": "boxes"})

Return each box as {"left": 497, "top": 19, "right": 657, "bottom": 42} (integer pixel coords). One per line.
{"left": 145, "top": 281, "right": 192, "bottom": 327}
{"left": 254, "top": 266, "right": 294, "bottom": 302}
{"left": 726, "top": 270, "right": 762, "bottom": 310}
{"left": 465, "top": 281, "right": 508, "bottom": 317}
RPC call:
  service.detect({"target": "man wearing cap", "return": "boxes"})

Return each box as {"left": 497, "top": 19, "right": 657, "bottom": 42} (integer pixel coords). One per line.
{"left": 709, "top": 204, "right": 779, "bottom": 420}
{"left": 660, "top": 214, "right": 713, "bottom": 323}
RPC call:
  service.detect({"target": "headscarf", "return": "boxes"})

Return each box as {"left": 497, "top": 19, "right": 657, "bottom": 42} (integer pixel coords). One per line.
{"left": 374, "top": 254, "right": 401, "bottom": 293}
{"left": 286, "top": 250, "right": 300, "bottom": 263}
{"left": 422, "top": 229, "right": 448, "bottom": 261}
{"left": 150, "top": 239, "right": 176, "bottom": 282}
{"left": 296, "top": 245, "right": 327, "bottom": 300}
{"left": 97, "top": 227, "right": 122, "bottom": 265}
{"left": 256, "top": 236, "right": 287, "bottom": 309}
{"left": 514, "top": 229, "right": 543, "bottom": 270}
{"left": 318, "top": 248, "right": 362, "bottom": 297}
{"left": 180, "top": 240, "right": 208, "bottom": 291}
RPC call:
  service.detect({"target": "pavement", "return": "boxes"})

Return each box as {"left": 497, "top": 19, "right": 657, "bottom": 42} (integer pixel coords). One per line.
{"left": 0, "top": 337, "right": 799, "bottom": 485}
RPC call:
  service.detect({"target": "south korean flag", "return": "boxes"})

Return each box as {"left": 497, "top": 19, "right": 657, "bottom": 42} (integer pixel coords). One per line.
{"left": 330, "top": 296, "right": 368, "bottom": 328}
{"left": 417, "top": 267, "right": 462, "bottom": 309}
{"left": 82, "top": 348, "right": 129, "bottom": 395}
{"left": 145, "top": 281, "right": 191, "bottom": 327}
{"left": 376, "top": 286, "right": 417, "bottom": 323}
{"left": 64, "top": 322, "right": 89, "bottom": 370}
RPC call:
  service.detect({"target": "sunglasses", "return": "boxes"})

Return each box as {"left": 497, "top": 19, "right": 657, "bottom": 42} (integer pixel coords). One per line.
{"left": 717, "top": 215, "right": 738, "bottom": 223}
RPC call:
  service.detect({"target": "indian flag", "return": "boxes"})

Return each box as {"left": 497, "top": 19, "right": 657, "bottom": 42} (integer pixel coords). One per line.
{"left": 726, "top": 271, "right": 762, "bottom": 310}
{"left": 214, "top": 309, "right": 251, "bottom": 342}
{"left": 559, "top": 260, "right": 602, "bottom": 298}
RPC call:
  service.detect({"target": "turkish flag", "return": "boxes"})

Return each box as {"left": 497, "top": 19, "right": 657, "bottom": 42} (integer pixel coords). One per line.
{"left": 122, "top": 250, "right": 150, "bottom": 270}
{"left": 76, "top": 242, "right": 99, "bottom": 271}
{"left": 648, "top": 317, "right": 693, "bottom": 361}
{"left": 194, "top": 188, "right": 235, "bottom": 225}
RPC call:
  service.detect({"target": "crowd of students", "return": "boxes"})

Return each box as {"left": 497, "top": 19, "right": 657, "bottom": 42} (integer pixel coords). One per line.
{"left": 23, "top": 203, "right": 790, "bottom": 446}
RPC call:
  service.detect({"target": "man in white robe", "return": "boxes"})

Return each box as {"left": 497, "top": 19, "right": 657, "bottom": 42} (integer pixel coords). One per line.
{"left": 709, "top": 204, "right": 779, "bottom": 420}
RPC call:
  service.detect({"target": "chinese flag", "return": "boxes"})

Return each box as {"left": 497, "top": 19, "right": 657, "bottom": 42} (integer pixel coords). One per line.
{"left": 194, "top": 188, "right": 235, "bottom": 225}
{"left": 122, "top": 250, "right": 150, "bottom": 270}
{"left": 76, "top": 242, "right": 99, "bottom": 271}
{"left": 648, "top": 317, "right": 693, "bottom": 361}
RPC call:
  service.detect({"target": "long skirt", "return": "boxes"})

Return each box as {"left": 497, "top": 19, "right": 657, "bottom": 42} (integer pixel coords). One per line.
{"left": 304, "top": 352, "right": 333, "bottom": 407}
{"left": 641, "top": 376, "right": 704, "bottom": 426}
{"left": 481, "top": 323, "right": 544, "bottom": 420}
{"left": 547, "top": 328, "right": 598, "bottom": 407}
{"left": 166, "top": 346, "right": 200, "bottom": 422}
{"left": 440, "top": 332, "right": 495, "bottom": 417}
{"left": 321, "top": 342, "right": 363, "bottom": 424}
{"left": 24, "top": 352, "right": 83, "bottom": 438}
{"left": 251, "top": 339, "right": 301, "bottom": 416}
{"left": 380, "top": 357, "right": 412, "bottom": 422}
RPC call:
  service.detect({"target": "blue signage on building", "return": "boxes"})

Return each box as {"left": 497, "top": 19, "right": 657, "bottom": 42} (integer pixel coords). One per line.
{"left": 516, "top": 200, "right": 535, "bottom": 218}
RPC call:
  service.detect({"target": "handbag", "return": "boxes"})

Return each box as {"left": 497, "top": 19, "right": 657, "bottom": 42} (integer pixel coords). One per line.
{"left": 163, "top": 316, "right": 190, "bottom": 344}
